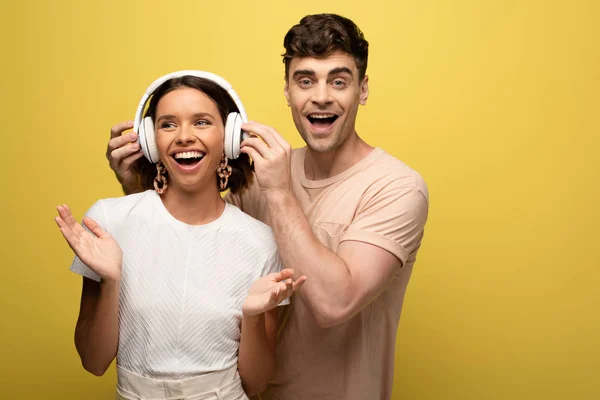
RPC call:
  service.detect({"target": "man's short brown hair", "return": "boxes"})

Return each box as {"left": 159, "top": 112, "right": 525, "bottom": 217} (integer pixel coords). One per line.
{"left": 282, "top": 14, "right": 369, "bottom": 80}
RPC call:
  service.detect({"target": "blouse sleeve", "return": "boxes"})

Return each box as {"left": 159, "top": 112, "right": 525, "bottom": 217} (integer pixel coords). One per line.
{"left": 69, "top": 201, "right": 107, "bottom": 282}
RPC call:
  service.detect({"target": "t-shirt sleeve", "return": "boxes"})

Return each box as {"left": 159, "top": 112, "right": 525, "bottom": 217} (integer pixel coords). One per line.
{"left": 69, "top": 201, "right": 107, "bottom": 282}
{"left": 340, "top": 181, "right": 429, "bottom": 267}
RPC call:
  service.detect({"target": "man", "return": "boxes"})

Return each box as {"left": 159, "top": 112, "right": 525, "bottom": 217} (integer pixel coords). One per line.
{"left": 107, "top": 13, "right": 428, "bottom": 400}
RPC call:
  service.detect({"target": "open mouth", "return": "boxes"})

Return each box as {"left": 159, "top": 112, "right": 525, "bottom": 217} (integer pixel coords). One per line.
{"left": 307, "top": 113, "right": 339, "bottom": 128}
{"left": 172, "top": 151, "right": 205, "bottom": 167}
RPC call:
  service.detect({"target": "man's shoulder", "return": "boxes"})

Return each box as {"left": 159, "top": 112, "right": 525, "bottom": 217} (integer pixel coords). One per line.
{"left": 339, "top": 148, "right": 427, "bottom": 202}
{"left": 371, "top": 149, "right": 428, "bottom": 195}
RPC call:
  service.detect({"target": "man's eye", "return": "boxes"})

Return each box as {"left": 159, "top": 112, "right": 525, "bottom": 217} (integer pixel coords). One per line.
{"left": 299, "top": 79, "right": 312, "bottom": 87}
{"left": 333, "top": 80, "right": 346, "bottom": 87}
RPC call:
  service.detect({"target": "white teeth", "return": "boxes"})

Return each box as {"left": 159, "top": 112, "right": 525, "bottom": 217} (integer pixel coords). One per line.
{"left": 174, "top": 151, "right": 204, "bottom": 159}
{"left": 309, "top": 114, "right": 336, "bottom": 119}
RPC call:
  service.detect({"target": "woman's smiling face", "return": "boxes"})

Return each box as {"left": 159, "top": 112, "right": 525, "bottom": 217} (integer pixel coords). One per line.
{"left": 154, "top": 87, "right": 225, "bottom": 193}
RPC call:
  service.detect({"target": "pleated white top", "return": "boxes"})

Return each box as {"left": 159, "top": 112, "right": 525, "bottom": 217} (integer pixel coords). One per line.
{"left": 70, "top": 190, "right": 283, "bottom": 379}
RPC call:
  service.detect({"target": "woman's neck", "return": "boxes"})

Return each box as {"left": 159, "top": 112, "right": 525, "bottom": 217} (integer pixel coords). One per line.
{"left": 159, "top": 182, "right": 225, "bottom": 226}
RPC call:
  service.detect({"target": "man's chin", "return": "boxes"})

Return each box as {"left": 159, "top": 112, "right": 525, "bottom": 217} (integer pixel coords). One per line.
{"left": 304, "top": 136, "right": 340, "bottom": 153}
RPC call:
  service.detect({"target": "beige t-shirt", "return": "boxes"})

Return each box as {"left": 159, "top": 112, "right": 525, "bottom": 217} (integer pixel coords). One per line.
{"left": 227, "top": 147, "right": 429, "bottom": 400}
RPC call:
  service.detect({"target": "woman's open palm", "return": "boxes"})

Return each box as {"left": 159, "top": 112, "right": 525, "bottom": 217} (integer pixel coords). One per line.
{"left": 55, "top": 204, "right": 122, "bottom": 282}
{"left": 243, "top": 268, "right": 307, "bottom": 316}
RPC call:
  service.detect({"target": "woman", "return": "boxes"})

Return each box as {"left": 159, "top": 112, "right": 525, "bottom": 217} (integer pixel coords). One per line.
{"left": 55, "top": 73, "right": 305, "bottom": 400}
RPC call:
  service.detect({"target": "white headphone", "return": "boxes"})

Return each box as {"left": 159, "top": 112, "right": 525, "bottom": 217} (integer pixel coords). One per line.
{"left": 133, "top": 70, "right": 249, "bottom": 163}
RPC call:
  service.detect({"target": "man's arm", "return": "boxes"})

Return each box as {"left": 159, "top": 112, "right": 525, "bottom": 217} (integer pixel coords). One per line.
{"left": 264, "top": 190, "right": 403, "bottom": 327}
{"left": 240, "top": 122, "right": 428, "bottom": 328}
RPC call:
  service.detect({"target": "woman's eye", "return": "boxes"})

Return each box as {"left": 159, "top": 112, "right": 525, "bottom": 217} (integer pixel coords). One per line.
{"left": 195, "top": 120, "right": 210, "bottom": 126}
{"left": 160, "top": 122, "right": 176, "bottom": 129}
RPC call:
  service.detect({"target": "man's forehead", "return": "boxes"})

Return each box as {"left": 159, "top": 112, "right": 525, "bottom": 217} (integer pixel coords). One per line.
{"left": 289, "top": 51, "right": 358, "bottom": 76}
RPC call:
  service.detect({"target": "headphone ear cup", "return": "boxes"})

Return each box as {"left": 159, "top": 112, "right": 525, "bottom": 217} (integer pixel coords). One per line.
{"left": 142, "top": 117, "right": 159, "bottom": 163}
{"left": 224, "top": 112, "right": 243, "bottom": 159}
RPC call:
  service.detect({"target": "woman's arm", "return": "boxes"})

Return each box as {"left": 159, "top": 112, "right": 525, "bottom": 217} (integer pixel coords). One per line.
{"left": 55, "top": 204, "right": 123, "bottom": 376}
{"left": 237, "top": 269, "right": 306, "bottom": 396}
{"left": 238, "top": 309, "right": 277, "bottom": 396}
{"left": 74, "top": 277, "right": 120, "bottom": 376}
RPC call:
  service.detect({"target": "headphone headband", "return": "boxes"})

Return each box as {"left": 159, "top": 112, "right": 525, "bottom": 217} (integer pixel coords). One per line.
{"left": 133, "top": 70, "right": 248, "bottom": 134}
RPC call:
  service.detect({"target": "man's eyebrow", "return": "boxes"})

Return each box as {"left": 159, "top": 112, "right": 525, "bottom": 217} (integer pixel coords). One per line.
{"left": 292, "top": 67, "right": 354, "bottom": 80}
{"left": 328, "top": 67, "right": 353, "bottom": 77}
{"left": 292, "top": 69, "right": 316, "bottom": 79}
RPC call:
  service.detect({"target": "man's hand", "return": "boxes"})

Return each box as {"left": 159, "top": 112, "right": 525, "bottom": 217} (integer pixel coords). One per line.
{"left": 240, "top": 122, "right": 293, "bottom": 196}
{"left": 106, "top": 121, "right": 144, "bottom": 194}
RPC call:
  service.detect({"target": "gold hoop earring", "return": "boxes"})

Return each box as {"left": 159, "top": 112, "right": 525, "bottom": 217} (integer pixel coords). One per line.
{"left": 217, "top": 154, "right": 232, "bottom": 190}
{"left": 154, "top": 161, "right": 168, "bottom": 194}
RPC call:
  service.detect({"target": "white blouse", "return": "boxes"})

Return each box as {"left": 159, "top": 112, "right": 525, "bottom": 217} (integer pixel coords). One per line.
{"left": 71, "top": 190, "right": 283, "bottom": 379}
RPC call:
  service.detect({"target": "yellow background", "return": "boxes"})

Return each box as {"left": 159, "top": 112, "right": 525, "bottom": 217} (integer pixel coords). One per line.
{"left": 1, "top": 0, "right": 598, "bottom": 399}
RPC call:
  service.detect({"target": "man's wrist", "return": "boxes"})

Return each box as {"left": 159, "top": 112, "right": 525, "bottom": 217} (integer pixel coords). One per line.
{"left": 264, "top": 188, "right": 294, "bottom": 207}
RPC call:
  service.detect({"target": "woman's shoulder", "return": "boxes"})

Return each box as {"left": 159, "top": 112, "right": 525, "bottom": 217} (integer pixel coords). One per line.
{"left": 223, "top": 203, "right": 277, "bottom": 248}
{"left": 91, "top": 190, "right": 157, "bottom": 221}
{"left": 97, "top": 190, "right": 154, "bottom": 209}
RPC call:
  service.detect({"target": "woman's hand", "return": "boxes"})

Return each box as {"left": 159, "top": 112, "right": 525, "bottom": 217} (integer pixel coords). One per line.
{"left": 242, "top": 268, "right": 307, "bottom": 317}
{"left": 55, "top": 204, "right": 123, "bottom": 282}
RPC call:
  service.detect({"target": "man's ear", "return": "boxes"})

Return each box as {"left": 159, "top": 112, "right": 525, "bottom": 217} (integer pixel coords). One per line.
{"left": 284, "top": 80, "right": 291, "bottom": 106}
{"left": 360, "top": 75, "right": 369, "bottom": 105}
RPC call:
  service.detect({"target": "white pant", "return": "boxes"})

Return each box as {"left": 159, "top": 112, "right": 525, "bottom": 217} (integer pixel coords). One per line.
{"left": 115, "top": 364, "right": 249, "bottom": 400}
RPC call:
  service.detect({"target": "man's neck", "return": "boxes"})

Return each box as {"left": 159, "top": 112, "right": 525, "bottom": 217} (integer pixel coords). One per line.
{"left": 304, "top": 133, "right": 374, "bottom": 181}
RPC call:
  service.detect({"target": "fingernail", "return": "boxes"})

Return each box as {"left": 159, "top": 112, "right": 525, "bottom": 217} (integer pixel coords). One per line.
{"left": 132, "top": 143, "right": 139, "bottom": 150}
